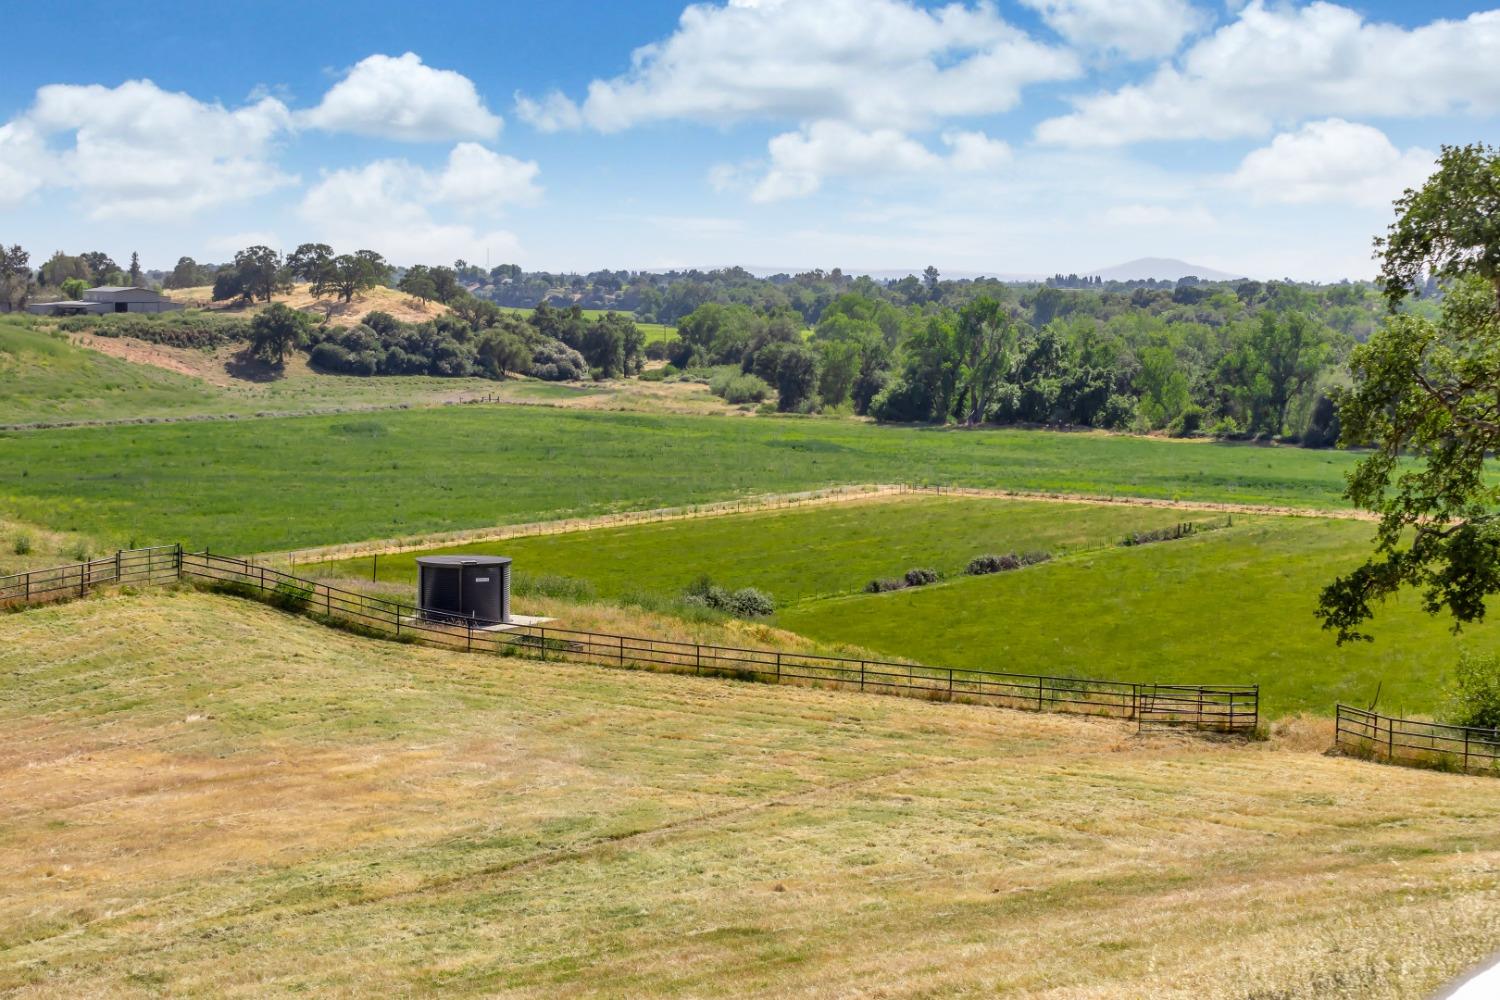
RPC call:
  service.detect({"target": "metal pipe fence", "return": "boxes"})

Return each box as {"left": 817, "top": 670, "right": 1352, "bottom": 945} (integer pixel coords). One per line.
{"left": 175, "top": 550, "right": 1256, "bottom": 734}
{"left": 2, "top": 545, "right": 1259, "bottom": 736}
{"left": 1335, "top": 704, "right": 1500, "bottom": 775}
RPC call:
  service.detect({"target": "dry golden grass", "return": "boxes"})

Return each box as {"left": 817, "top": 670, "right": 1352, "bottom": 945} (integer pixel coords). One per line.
{"left": 3, "top": 592, "right": 1499, "bottom": 998}
{"left": 164, "top": 283, "right": 449, "bottom": 326}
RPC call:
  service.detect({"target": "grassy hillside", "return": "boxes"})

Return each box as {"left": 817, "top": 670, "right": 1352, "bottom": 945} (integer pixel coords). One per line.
{"left": 323, "top": 495, "right": 1241, "bottom": 604}
{"left": 2, "top": 591, "right": 1498, "bottom": 997}
{"left": 780, "top": 515, "right": 1496, "bottom": 717}
{"left": 0, "top": 319, "right": 225, "bottom": 424}
{"left": 0, "top": 406, "right": 1363, "bottom": 553}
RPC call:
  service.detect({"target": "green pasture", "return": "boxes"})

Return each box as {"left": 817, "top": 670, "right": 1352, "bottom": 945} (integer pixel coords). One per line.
{"left": 0, "top": 406, "right": 1364, "bottom": 553}
{"left": 779, "top": 516, "right": 1488, "bottom": 718}
{"left": 323, "top": 496, "right": 1233, "bottom": 604}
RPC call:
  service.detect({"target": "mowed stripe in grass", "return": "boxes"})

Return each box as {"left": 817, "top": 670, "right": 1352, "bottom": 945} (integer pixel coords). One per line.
{"left": 322, "top": 496, "right": 1240, "bottom": 605}
{"left": 3, "top": 592, "right": 1500, "bottom": 997}
{"left": 779, "top": 516, "right": 1496, "bottom": 717}
{"left": 0, "top": 405, "right": 1362, "bottom": 553}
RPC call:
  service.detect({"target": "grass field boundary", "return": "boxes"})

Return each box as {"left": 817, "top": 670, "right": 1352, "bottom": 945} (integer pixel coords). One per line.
{"left": 1335, "top": 704, "right": 1500, "bottom": 775}
{"left": 0, "top": 544, "right": 182, "bottom": 606}
{"left": 271, "top": 484, "right": 908, "bottom": 563}
{"left": 278, "top": 480, "right": 1371, "bottom": 566}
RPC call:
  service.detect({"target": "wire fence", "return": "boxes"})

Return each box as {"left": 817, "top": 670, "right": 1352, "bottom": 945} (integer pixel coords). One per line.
{"left": 2, "top": 545, "right": 1257, "bottom": 735}
{"left": 1335, "top": 704, "right": 1500, "bottom": 775}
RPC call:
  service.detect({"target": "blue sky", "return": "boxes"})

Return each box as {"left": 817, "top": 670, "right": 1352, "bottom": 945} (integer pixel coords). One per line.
{"left": 1, "top": 0, "right": 1496, "bottom": 280}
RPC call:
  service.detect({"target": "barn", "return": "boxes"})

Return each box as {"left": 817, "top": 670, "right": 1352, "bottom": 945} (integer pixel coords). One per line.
{"left": 27, "top": 286, "right": 183, "bottom": 316}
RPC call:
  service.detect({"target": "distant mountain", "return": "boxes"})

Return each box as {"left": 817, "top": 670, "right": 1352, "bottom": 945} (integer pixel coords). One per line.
{"left": 1085, "top": 257, "right": 1244, "bottom": 282}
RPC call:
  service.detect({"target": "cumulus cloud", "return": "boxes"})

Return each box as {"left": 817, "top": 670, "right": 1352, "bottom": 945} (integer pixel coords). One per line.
{"left": 1037, "top": 2, "right": 1500, "bottom": 146}
{"left": 1020, "top": 0, "right": 1207, "bottom": 60}
{"left": 302, "top": 52, "right": 502, "bottom": 141}
{"left": 1226, "top": 119, "right": 1435, "bottom": 207}
{"left": 298, "top": 143, "right": 538, "bottom": 264}
{"left": 0, "top": 119, "right": 50, "bottom": 209}
{"left": 0, "top": 79, "right": 294, "bottom": 219}
{"left": 742, "top": 121, "right": 1012, "bottom": 202}
{"left": 516, "top": 0, "right": 1078, "bottom": 133}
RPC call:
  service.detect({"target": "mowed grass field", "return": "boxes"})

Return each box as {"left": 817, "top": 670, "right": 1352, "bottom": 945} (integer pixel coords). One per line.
{"left": 0, "top": 405, "right": 1363, "bottom": 553}
{"left": 323, "top": 495, "right": 1240, "bottom": 604}
{"left": 3, "top": 591, "right": 1499, "bottom": 997}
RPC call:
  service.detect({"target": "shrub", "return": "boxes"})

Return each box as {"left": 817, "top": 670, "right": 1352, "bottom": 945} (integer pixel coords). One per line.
{"left": 1443, "top": 652, "right": 1500, "bottom": 730}
{"left": 713, "top": 371, "right": 772, "bottom": 405}
{"left": 1018, "top": 550, "right": 1052, "bottom": 566}
{"left": 681, "top": 576, "right": 774, "bottom": 618}
{"left": 530, "top": 339, "right": 589, "bottom": 381}
{"left": 1167, "top": 404, "right": 1207, "bottom": 438}
{"left": 513, "top": 573, "right": 597, "bottom": 601}
{"left": 68, "top": 541, "right": 91, "bottom": 562}
{"left": 725, "top": 587, "right": 775, "bottom": 618}
{"left": 56, "top": 311, "right": 250, "bottom": 348}
{"left": 269, "top": 579, "right": 314, "bottom": 611}
{"left": 903, "top": 567, "right": 939, "bottom": 587}
{"left": 864, "top": 577, "right": 906, "bottom": 593}
{"left": 644, "top": 340, "right": 670, "bottom": 361}
{"left": 11, "top": 534, "right": 32, "bottom": 556}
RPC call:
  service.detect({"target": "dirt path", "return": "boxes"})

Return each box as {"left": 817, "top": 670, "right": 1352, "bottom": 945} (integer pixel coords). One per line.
{"left": 271, "top": 483, "right": 1372, "bottom": 564}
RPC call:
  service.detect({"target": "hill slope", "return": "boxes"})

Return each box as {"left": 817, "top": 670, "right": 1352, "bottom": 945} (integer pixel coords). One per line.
{"left": 1088, "top": 257, "right": 1244, "bottom": 282}
{"left": 2, "top": 591, "right": 1497, "bottom": 996}
{"left": 164, "top": 282, "right": 450, "bottom": 326}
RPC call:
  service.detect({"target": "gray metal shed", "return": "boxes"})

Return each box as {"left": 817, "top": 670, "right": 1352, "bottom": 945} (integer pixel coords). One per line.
{"left": 417, "top": 556, "right": 512, "bottom": 625}
{"left": 81, "top": 286, "right": 183, "bottom": 314}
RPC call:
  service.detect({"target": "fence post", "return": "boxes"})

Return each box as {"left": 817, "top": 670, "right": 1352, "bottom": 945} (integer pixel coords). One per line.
{"left": 1388, "top": 715, "right": 1395, "bottom": 762}
{"left": 1464, "top": 728, "right": 1471, "bottom": 772}
{"left": 175, "top": 543, "right": 183, "bottom": 577}
{"left": 619, "top": 635, "right": 625, "bottom": 666}
{"left": 540, "top": 627, "right": 547, "bottom": 661}
{"left": 466, "top": 618, "right": 472, "bottom": 653}
{"left": 860, "top": 660, "right": 865, "bottom": 691}
{"left": 948, "top": 668, "right": 953, "bottom": 700}
{"left": 1037, "top": 676, "right": 1044, "bottom": 711}
{"left": 80, "top": 560, "right": 87, "bottom": 599}
{"left": 776, "top": 651, "right": 782, "bottom": 683}
{"left": 115, "top": 549, "right": 122, "bottom": 584}
{"left": 695, "top": 643, "right": 701, "bottom": 675}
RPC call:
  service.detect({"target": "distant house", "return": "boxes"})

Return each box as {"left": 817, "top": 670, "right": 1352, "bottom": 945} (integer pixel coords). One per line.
{"left": 27, "top": 285, "right": 183, "bottom": 317}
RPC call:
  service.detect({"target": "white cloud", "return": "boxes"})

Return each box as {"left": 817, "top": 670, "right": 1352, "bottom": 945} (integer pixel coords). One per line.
{"left": 0, "top": 79, "right": 295, "bottom": 220}
{"left": 744, "top": 122, "right": 1011, "bottom": 202}
{"left": 302, "top": 52, "right": 501, "bottom": 141}
{"left": 1226, "top": 119, "right": 1434, "bottom": 207}
{"left": 941, "top": 130, "right": 1012, "bottom": 172}
{"left": 517, "top": 0, "right": 1078, "bottom": 133}
{"left": 513, "top": 90, "right": 584, "bottom": 132}
{"left": 1020, "top": 0, "right": 1207, "bottom": 60}
{"left": 298, "top": 144, "right": 538, "bottom": 265}
{"left": 0, "top": 119, "right": 50, "bottom": 209}
{"left": 1037, "top": 2, "right": 1500, "bottom": 146}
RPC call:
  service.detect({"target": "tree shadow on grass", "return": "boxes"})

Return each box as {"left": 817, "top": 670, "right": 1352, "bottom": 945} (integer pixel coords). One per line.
{"left": 223, "top": 349, "right": 285, "bottom": 383}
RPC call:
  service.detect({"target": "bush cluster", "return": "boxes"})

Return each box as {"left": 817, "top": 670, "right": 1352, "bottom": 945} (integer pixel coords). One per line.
{"left": 529, "top": 339, "right": 589, "bottom": 381}
{"left": 57, "top": 311, "right": 250, "bottom": 348}
{"left": 683, "top": 576, "right": 775, "bottom": 618}
{"left": 964, "top": 551, "right": 1052, "bottom": 575}
{"left": 1122, "top": 523, "right": 1200, "bottom": 547}
{"left": 864, "top": 567, "right": 943, "bottom": 593}
{"left": 709, "top": 367, "right": 773, "bottom": 404}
